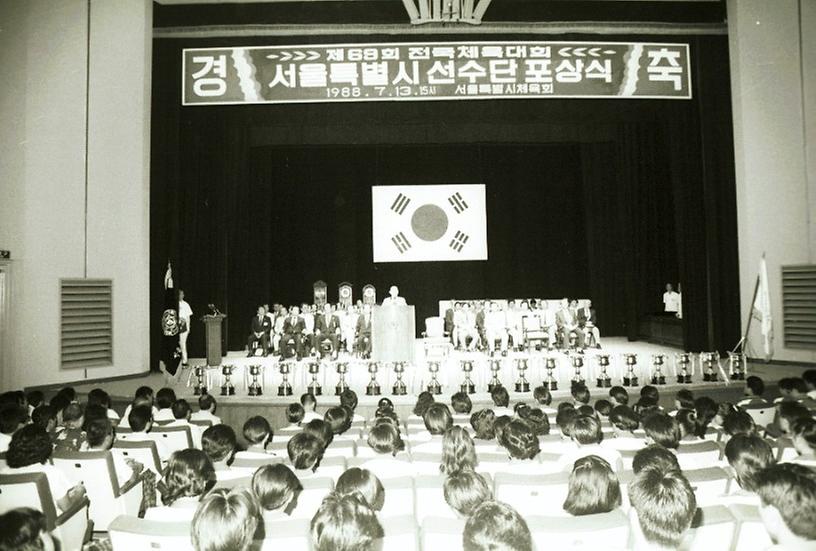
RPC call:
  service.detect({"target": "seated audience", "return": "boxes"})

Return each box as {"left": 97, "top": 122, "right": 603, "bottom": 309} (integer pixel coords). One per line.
{"left": 121, "top": 386, "right": 159, "bottom": 428}
{"left": 127, "top": 405, "right": 171, "bottom": 463}
{"left": 571, "top": 383, "right": 591, "bottom": 406}
{"left": 451, "top": 391, "right": 473, "bottom": 421}
{"left": 563, "top": 455, "right": 622, "bottom": 516}
{"left": 87, "top": 388, "right": 119, "bottom": 422}
{"left": 632, "top": 444, "right": 681, "bottom": 475}
{"left": 604, "top": 405, "right": 644, "bottom": 451}
{"left": 555, "top": 406, "right": 579, "bottom": 439}
{"left": 252, "top": 463, "right": 302, "bottom": 520}
{"left": 558, "top": 414, "right": 623, "bottom": 472}
{"left": 628, "top": 468, "right": 697, "bottom": 551}
{"left": 790, "top": 417, "right": 816, "bottom": 466}
{"left": 518, "top": 407, "right": 550, "bottom": 436}
{"left": 335, "top": 468, "right": 385, "bottom": 513}
{"left": 804, "top": 369, "right": 816, "bottom": 400}
{"left": 713, "top": 402, "right": 738, "bottom": 430}
{"left": 673, "top": 389, "right": 695, "bottom": 413}
{"left": 754, "top": 463, "right": 816, "bottom": 548}
{"left": 0, "top": 405, "right": 27, "bottom": 453}
{"left": 360, "top": 423, "right": 413, "bottom": 479}
{"left": 26, "top": 390, "right": 44, "bottom": 414}
{"left": 235, "top": 416, "right": 273, "bottom": 458}
{"left": 191, "top": 393, "right": 221, "bottom": 426}
{"left": 340, "top": 389, "right": 365, "bottom": 424}
{"left": 284, "top": 403, "right": 305, "bottom": 430}
{"left": 413, "top": 403, "right": 454, "bottom": 452}
{"left": 443, "top": 470, "right": 493, "bottom": 518}
{"left": 772, "top": 401, "right": 812, "bottom": 438}
{"left": 500, "top": 419, "right": 544, "bottom": 474}
{"left": 721, "top": 410, "right": 756, "bottom": 439}
{"left": 642, "top": 411, "right": 680, "bottom": 450}
{"left": 287, "top": 432, "right": 326, "bottom": 478}
{"left": 301, "top": 393, "right": 321, "bottom": 424}
{"left": 192, "top": 487, "right": 259, "bottom": 551}
{"left": 533, "top": 385, "right": 557, "bottom": 415}
{"left": 324, "top": 406, "right": 353, "bottom": 438}
{"left": 202, "top": 424, "right": 240, "bottom": 480}
{"left": 168, "top": 399, "right": 204, "bottom": 448}
{"left": 594, "top": 399, "right": 612, "bottom": 419}
{"left": 609, "top": 386, "right": 629, "bottom": 407}
{"left": 675, "top": 409, "right": 702, "bottom": 442}
{"left": 310, "top": 492, "right": 384, "bottom": 551}
{"left": 148, "top": 449, "right": 216, "bottom": 520}
{"left": 85, "top": 416, "right": 152, "bottom": 498}
{"left": 302, "top": 419, "right": 334, "bottom": 449}
{"left": 724, "top": 434, "right": 775, "bottom": 498}
{"left": 154, "top": 387, "right": 177, "bottom": 422}
{"left": 30, "top": 405, "right": 57, "bottom": 439}
{"left": 440, "top": 426, "right": 478, "bottom": 475}
{"left": 738, "top": 376, "right": 769, "bottom": 407}
{"left": 493, "top": 415, "right": 513, "bottom": 445}
{"left": 470, "top": 409, "right": 496, "bottom": 441}
{"left": 490, "top": 386, "right": 513, "bottom": 417}
{"left": 0, "top": 508, "right": 56, "bottom": 551}
{"left": 408, "top": 391, "right": 435, "bottom": 422}
{"left": 463, "top": 501, "right": 533, "bottom": 551}
{"left": 54, "top": 403, "right": 86, "bottom": 453}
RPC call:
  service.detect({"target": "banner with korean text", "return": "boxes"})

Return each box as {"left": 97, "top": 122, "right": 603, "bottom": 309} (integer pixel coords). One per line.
{"left": 183, "top": 41, "right": 691, "bottom": 106}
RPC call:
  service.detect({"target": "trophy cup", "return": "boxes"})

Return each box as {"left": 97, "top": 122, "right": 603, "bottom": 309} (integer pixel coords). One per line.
{"left": 307, "top": 360, "right": 322, "bottom": 396}
{"left": 571, "top": 355, "right": 585, "bottom": 386}
{"left": 514, "top": 358, "right": 530, "bottom": 393}
{"left": 220, "top": 365, "right": 235, "bottom": 396}
{"left": 427, "top": 361, "right": 442, "bottom": 395}
{"left": 461, "top": 360, "right": 476, "bottom": 394}
{"left": 544, "top": 356, "right": 558, "bottom": 391}
{"left": 393, "top": 362, "right": 407, "bottom": 396}
{"left": 487, "top": 358, "right": 502, "bottom": 393}
{"left": 651, "top": 354, "right": 667, "bottom": 385}
{"left": 366, "top": 362, "right": 381, "bottom": 396}
{"left": 335, "top": 362, "right": 349, "bottom": 395}
{"left": 193, "top": 366, "right": 207, "bottom": 396}
{"left": 595, "top": 354, "right": 611, "bottom": 388}
{"left": 247, "top": 365, "right": 263, "bottom": 396}
{"left": 277, "top": 362, "right": 293, "bottom": 396}
{"left": 568, "top": 331, "right": 578, "bottom": 351}
{"left": 728, "top": 352, "right": 745, "bottom": 380}
{"left": 702, "top": 352, "right": 719, "bottom": 382}
{"left": 623, "top": 354, "right": 638, "bottom": 387}
{"left": 675, "top": 353, "right": 692, "bottom": 384}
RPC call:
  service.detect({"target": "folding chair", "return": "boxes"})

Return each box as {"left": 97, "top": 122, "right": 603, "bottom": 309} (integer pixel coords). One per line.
{"left": 381, "top": 515, "right": 419, "bottom": 551}
{"left": 684, "top": 467, "right": 733, "bottom": 506}
{"left": 528, "top": 510, "right": 630, "bottom": 549}
{"left": 113, "top": 440, "right": 163, "bottom": 475}
{"left": 414, "top": 475, "right": 459, "bottom": 523}
{"left": 494, "top": 471, "right": 571, "bottom": 517}
{"left": 676, "top": 440, "right": 724, "bottom": 471}
{"left": 728, "top": 504, "right": 774, "bottom": 551}
{"left": 108, "top": 515, "right": 194, "bottom": 551}
{"left": 256, "top": 517, "right": 311, "bottom": 551}
{"left": 381, "top": 476, "right": 415, "bottom": 518}
{"left": 741, "top": 404, "right": 776, "bottom": 428}
{"left": 682, "top": 506, "right": 737, "bottom": 550}
{"left": 148, "top": 425, "right": 193, "bottom": 455}
{"left": 421, "top": 516, "right": 467, "bottom": 551}
{"left": 231, "top": 455, "right": 284, "bottom": 470}
{"left": 289, "top": 477, "right": 333, "bottom": 520}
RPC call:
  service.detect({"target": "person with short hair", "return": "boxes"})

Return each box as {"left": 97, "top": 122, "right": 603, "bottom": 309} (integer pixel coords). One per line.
{"left": 642, "top": 411, "right": 681, "bottom": 450}
{"left": 754, "top": 463, "right": 816, "bottom": 547}
{"left": 559, "top": 414, "right": 623, "bottom": 472}
{"left": 301, "top": 393, "right": 321, "bottom": 424}
{"left": 609, "top": 386, "right": 629, "bottom": 407}
{"left": 359, "top": 423, "right": 413, "bottom": 479}
{"left": 120, "top": 386, "right": 159, "bottom": 429}
{"left": 302, "top": 418, "right": 334, "bottom": 449}
{"left": 324, "top": 406, "right": 352, "bottom": 437}
{"left": 252, "top": 463, "right": 302, "bottom": 520}
{"left": 490, "top": 386, "right": 513, "bottom": 417}
{"left": 594, "top": 399, "right": 612, "bottom": 418}
{"left": 451, "top": 391, "right": 473, "bottom": 419}
{"left": 518, "top": 407, "right": 550, "bottom": 436}
{"left": 443, "top": 470, "right": 493, "bottom": 517}
{"left": 632, "top": 444, "right": 681, "bottom": 475}
{"left": 311, "top": 492, "right": 384, "bottom": 551}
{"left": 721, "top": 410, "right": 756, "bottom": 439}
{"left": 533, "top": 385, "right": 557, "bottom": 415}
{"left": 563, "top": 455, "right": 622, "bottom": 516}
{"left": 339, "top": 390, "right": 364, "bottom": 423}
{"left": 555, "top": 407, "right": 579, "bottom": 440}
{"left": 154, "top": 387, "right": 177, "bottom": 422}
{"left": 287, "top": 432, "right": 325, "bottom": 477}
{"left": 603, "top": 405, "right": 644, "bottom": 452}
{"left": 54, "top": 403, "right": 86, "bottom": 453}
{"left": 673, "top": 389, "right": 695, "bottom": 412}
{"left": 413, "top": 403, "right": 453, "bottom": 452}
{"left": 409, "top": 391, "right": 435, "bottom": 422}
{"left": 87, "top": 388, "right": 119, "bottom": 422}
{"left": 693, "top": 397, "right": 718, "bottom": 437}
{"left": 440, "top": 425, "right": 478, "bottom": 475}
{"left": 724, "top": 434, "right": 775, "bottom": 497}
{"left": 30, "top": 405, "right": 57, "bottom": 437}
{"left": 463, "top": 500, "right": 532, "bottom": 551}
{"left": 571, "top": 383, "right": 591, "bottom": 406}
{"left": 167, "top": 398, "right": 204, "bottom": 448}
{"left": 285, "top": 403, "right": 305, "bottom": 429}
{"left": 0, "top": 405, "right": 27, "bottom": 453}
{"left": 470, "top": 409, "right": 496, "bottom": 441}
{"left": 147, "top": 449, "right": 216, "bottom": 521}
{"left": 790, "top": 417, "right": 816, "bottom": 467}
{"left": 803, "top": 369, "right": 816, "bottom": 400}
{"left": 0, "top": 507, "right": 56, "bottom": 551}
{"left": 335, "top": 468, "right": 385, "bottom": 512}
{"left": 737, "top": 375, "right": 769, "bottom": 408}
{"left": 629, "top": 468, "right": 697, "bottom": 550}
{"left": 235, "top": 416, "right": 273, "bottom": 459}
{"left": 202, "top": 424, "right": 239, "bottom": 480}
{"left": 127, "top": 405, "right": 171, "bottom": 463}
{"left": 675, "top": 409, "right": 702, "bottom": 442}
{"left": 192, "top": 487, "right": 259, "bottom": 551}
{"left": 191, "top": 393, "right": 221, "bottom": 425}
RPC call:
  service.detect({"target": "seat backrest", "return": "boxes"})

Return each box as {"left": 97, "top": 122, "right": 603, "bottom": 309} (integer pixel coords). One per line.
{"left": 212, "top": 476, "right": 253, "bottom": 491}
{"left": 741, "top": 405, "right": 776, "bottom": 428}
{"left": 414, "top": 475, "right": 458, "bottom": 523}
{"left": 189, "top": 419, "right": 213, "bottom": 428}
{"left": 149, "top": 425, "right": 193, "bottom": 455}
{"left": 257, "top": 518, "right": 311, "bottom": 551}
{"left": 380, "top": 476, "right": 415, "bottom": 518}
{"left": 0, "top": 472, "right": 58, "bottom": 521}
{"left": 289, "top": 477, "right": 333, "bottom": 520}
{"left": 381, "top": 515, "right": 419, "bottom": 551}
{"left": 728, "top": 504, "right": 774, "bottom": 551}
{"left": 113, "top": 440, "right": 163, "bottom": 474}
{"left": 232, "top": 456, "right": 284, "bottom": 470}
{"left": 421, "top": 516, "right": 467, "bottom": 551}
{"left": 676, "top": 441, "right": 723, "bottom": 471}
{"left": 494, "top": 471, "right": 571, "bottom": 517}
{"left": 425, "top": 317, "right": 444, "bottom": 337}
{"left": 682, "top": 506, "right": 737, "bottom": 551}
{"left": 528, "top": 510, "right": 630, "bottom": 549}
{"left": 108, "top": 515, "right": 194, "bottom": 551}
{"left": 684, "top": 467, "right": 732, "bottom": 506}
{"left": 323, "top": 440, "right": 356, "bottom": 458}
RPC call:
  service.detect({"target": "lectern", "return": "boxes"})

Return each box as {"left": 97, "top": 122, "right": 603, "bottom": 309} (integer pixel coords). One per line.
{"left": 371, "top": 305, "right": 415, "bottom": 363}
{"left": 202, "top": 314, "right": 226, "bottom": 366}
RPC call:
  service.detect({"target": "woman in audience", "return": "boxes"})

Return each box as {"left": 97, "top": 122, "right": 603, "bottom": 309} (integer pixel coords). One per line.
{"left": 443, "top": 470, "right": 493, "bottom": 518}
{"left": 413, "top": 403, "right": 454, "bottom": 452}
{"left": 407, "top": 391, "right": 435, "bottom": 422}
{"left": 192, "top": 487, "right": 259, "bottom": 551}
{"left": 451, "top": 391, "right": 473, "bottom": 421}
{"left": 562, "top": 455, "right": 622, "bottom": 516}
{"left": 440, "top": 425, "right": 478, "bottom": 475}
{"left": 236, "top": 416, "right": 274, "bottom": 459}
{"left": 493, "top": 415, "right": 513, "bottom": 447}
{"left": 790, "top": 417, "right": 816, "bottom": 467}
{"left": 87, "top": 388, "right": 120, "bottom": 422}
{"left": 202, "top": 424, "right": 241, "bottom": 480}
{"left": 673, "top": 389, "right": 695, "bottom": 413}
{"left": 675, "top": 409, "right": 702, "bottom": 442}
{"left": 463, "top": 501, "right": 533, "bottom": 551}
{"left": 252, "top": 463, "right": 303, "bottom": 520}
{"left": 310, "top": 492, "right": 384, "bottom": 551}
{"left": 470, "top": 409, "right": 496, "bottom": 441}
{"left": 499, "top": 419, "right": 548, "bottom": 474}
{"left": 339, "top": 389, "right": 365, "bottom": 424}
{"left": 286, "top": 432, "right": 326, "bottom": 479}
{"left": 490, "top": 386, "right": 513, "bottom": 417}
{"left": 302, "top": 418, "right": 334, "bottom": 449}
{"left": 0, "top": 406, "right": 27, "bottom": 453}
{"left": 147, "top": 449, "right": 216, "bottom": 520}
{"left": 519, "top": 407, "right": 550, "bottom": 436}
{"left": 30, "top": 405, "right": 57, "bottom": 440}
{"left": 713, "top": 402, "right": 738, "bottom": 431}
{"left": 724, "top": 434, "right": 775, "bottom": 500}
{"left": 594, "top": 399, "right": 612, "bottom": 419}
{"left": 774, "top": 402, "right": 812, "bottom": 438}
{"left": 54, "top": 403, "right": 86, "bottom": 453}
{"left": 359, "top": 423, "right": 414, "bottom": 479}
{"left": 603, "top": 405, "right": 644, "bottom": 451}
{"left": 642, "top": 411, "right": 680, "bottom": 451}
{"left": 571, "top": 383, "right": 591, "bottom": 407}
{"left": 335, "top": 467, "right": 385, "bottom": 512}
{"left": 533, "top": 385, "right": 557, "bottom": 415}
{"left": 693, "top": 396, "right": 719, "bottom": 437}
{"left": 324, "top": 406, "right": 353, "bottom": 439}
{"left": 1, "top": 425, "right": 87, "bottom": 514}
{"left": 555, "top": 404, "right": 578, "bottom": 436}
{"left": 559, "top": 414, "right": 623, "bottom": 472}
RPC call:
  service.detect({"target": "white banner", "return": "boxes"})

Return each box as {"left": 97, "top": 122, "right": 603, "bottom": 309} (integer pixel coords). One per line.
{"left": 372, "top": 184, "right": 488, "bottom": 263}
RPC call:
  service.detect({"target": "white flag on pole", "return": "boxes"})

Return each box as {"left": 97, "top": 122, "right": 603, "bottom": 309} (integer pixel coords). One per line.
{"left": 751, "top": 255, "right": 773, "bottom": 361}
{"left": 372, "top": 184, "right": 488, "bottom": 263}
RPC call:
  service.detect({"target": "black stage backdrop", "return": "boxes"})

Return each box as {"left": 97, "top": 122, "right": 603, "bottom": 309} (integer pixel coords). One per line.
{"left": 150, "top": 34, "right": 740, "bottom": 367}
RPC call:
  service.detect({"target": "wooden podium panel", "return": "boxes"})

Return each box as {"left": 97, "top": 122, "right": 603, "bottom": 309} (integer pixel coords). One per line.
{"left": 372, "top": 305, "right": 415, "bottom": 363}
{"left": 202, "top": 314, "right": 226, "bottom": 366}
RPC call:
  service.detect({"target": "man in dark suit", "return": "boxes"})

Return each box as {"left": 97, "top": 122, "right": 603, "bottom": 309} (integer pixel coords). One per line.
{"left": 313, "top": 303, "right": 340, "bottom": 358}
{"left": 355, "top": 304, "right": 373, "bottom": 358}
{"left": 247, "top": 305, "right": 272, "bottom": 356}
{"left": 281, "top": 305, "right": 307, "bottom": 359}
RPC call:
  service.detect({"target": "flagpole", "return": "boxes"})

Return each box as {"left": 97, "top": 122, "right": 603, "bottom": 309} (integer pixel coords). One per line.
{"left": 732, "top": 255, "right": 763, "bottom": 355}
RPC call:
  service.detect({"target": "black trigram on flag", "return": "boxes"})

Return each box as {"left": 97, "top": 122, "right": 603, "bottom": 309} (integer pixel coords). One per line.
{"left": 449, "top": 231, "right": 469, "bottom": 252}
{"left": 390, "top": 193, "right": 411, "bottom": 215}
{"left": 448, "top": 192, "right": 469, "bottom": 214}
{"left": 391, "top": 232, "right": 412, "bottom": 254}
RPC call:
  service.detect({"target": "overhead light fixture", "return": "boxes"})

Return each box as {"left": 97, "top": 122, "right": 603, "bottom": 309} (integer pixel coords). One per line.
{"left": 401, "top": 0, "right": 493, "bottom": 25}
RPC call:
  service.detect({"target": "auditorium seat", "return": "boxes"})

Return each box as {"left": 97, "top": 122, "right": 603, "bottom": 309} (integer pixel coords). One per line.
{"left": 323, "top": 440, "right": 356, "bottom": 458}
{"left": 51, "top": 450, "right": 143, "bottom": 531}
{"left": 420, "top": 515, "right": 466, "bottom": 551}
{"left": 148, "top": 425, "right": 194, "bottom": 455}
{"left": 728, "top": 504, "right": 774, "bottom": 551}
{"left": 741, "top": 404, "right": 776, "bottom": 428}
{"left": 108, "top": 516, "right": 194, "bottom": 551}
{"left": 494, "top": 471, "right": 571, "bottom": 517}
{"left": 256, "top": 518, "right": 311, "bottom": 551}
{"left": 231, "top": 455, "right": 284, "bottom": 470}
{"left": 413, "top": 475, "right": 458, "bottom": 523}
{"left": 407, "top": 453, "right": 444, "bottom": 476}
{"left": 113, "top": 440, "right": 163, "bottom": 475}
{"left": 0, "top": 472, "right": 90, "bottom": 551}
{"left": 189, "top": 419, "right": 213, "bottom": 429}
{"left": 289, "top": 477, "right": 333, "bottom": 520}
{"left": 676, "top": 441, "right": 724, "bottom": 470}
{"left": 528, "top": 510, "right": 630, "bottom": 550}
{"left": 212, "top": 476, "right": 252, "bottom": 491}
{"left": 684, "top": 467, "right": 733, "bottom": 506}
{"left": 381, "top": 514, "right": 419, "bottom": 551}
{"left": 681, "top": 506, "right": 737, "bottom": 550}
{"left": 380, "top": 476, "right": 415, "bottom": 518}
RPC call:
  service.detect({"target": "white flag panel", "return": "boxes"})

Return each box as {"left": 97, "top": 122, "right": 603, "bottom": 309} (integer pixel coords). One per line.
{"left": 372, "top": 184, "right": 488, "bottom": 263}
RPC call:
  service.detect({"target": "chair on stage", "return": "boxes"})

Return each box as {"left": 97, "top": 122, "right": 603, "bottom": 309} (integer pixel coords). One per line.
{"left": 522, "top": 315, "right": 550, "bottom": 351}
{"left": 423, "top": 317, "right": 451, "bottom": 362}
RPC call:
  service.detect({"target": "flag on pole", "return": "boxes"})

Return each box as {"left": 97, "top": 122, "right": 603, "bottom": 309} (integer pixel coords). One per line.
{"left": 751, "top": 255, "right": 773, "bottom": 361}
{"left": 372, "top": 184, "right": 488, "bottom": 263}
{"left": 161, "top": 262, "right": 181, "bottom": 375}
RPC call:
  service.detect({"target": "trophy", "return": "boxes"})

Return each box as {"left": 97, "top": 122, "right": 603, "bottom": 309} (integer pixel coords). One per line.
{"left": 675, "top": 353, "right": 692, "bottom": 384}
{"left": 568, "top": 331, "right": 578, "bottom": 351}
{"left": 651, "top": 354, "right": 667, "bottom": 385}
{"left": 277, "top": 362, "right": 293, "bottom": 396}
{"left": 307, "top": 360, "right": 322, "bottom": 396}
{"left": 544, "top": 356, "right": 558, "bottom": 391}
{"left": 595, "top": 354, "right": 611, "bottom": 388}
{"left": 571, "top": 355, "right": 585, "bottom": 385}
{"left": 247, "top": 365, "right": 263, "bottom": 396}
{"left": 514, "top": 358, "right": 530, "bottom": 393}
{"left": 702, "top": 352, "right": 719, "bottom": 382}
{"left": 366, "top": 362, "right": 381, "bottom": 396}
{"left": 623, "top": 354, "right": 638, "bottom": 387}
{"left": 193, "top": 366, "right": 207, "bottom": 396}
{"left": 427, "top": 361, "right": 442, "bottom": 395}
{"left": 335, "top": 362, "right": 349, "bottom": 395}
{"left": 393, "top": 362, "right": 408, "bottom": 396}
{"left": 728, "top": 352, "right": 745, "bottom": 380}
{"left": 220, "top": 365, "right": 235, "bottom": 396}
{"left": 461, "top": 360, "right": 476, "bottom": 394}
{"left": 487, "top": 358, "right": 502, "bottom": 393}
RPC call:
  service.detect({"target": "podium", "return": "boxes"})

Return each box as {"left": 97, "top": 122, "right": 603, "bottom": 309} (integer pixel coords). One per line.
{"left": 202, "top": 314, "right": 226, "bottom": 366}
{"left": 372, "top": 305, "right": 415, "bottom": 363}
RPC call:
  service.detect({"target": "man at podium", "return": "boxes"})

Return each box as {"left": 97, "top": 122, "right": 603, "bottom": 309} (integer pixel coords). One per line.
{"left": 382, "top": 285, "right": 407, "bottom": 306}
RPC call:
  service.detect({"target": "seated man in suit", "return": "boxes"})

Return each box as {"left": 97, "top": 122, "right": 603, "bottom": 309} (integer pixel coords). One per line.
{"left": 301, "top": 303, "right": 315, "bottom": 350}
{"left": 339, "top": 305, "right": 359, "bottom": 354}
{"left": 556, "top": 297, "right": 585, "bottom": 350}
{"left": 485, "top": 301, "right": 509, "bottom": 354}
{"left": 247, "top": 305, "right": 272, "bottom": 357}
{"left": 506, "top": 299, "right": 524, "bottom": 351}
{"left": 355, "top": 304, "right": 373, "bottom": 358}
{"left": 538, "top": 300, "right": 558, "bottom": 345}
{"left": 281, "top": 306, "right": 307, "bottom": 359}
{"left": 313, "top": 303, "right": 340, "bottom": 359}
{"left": 474, "top": 300, "right": 487, "bottom": 350}
{"left": 454, "top": 302, "right": 479, "bottom": 351}
{"left": 577, "top": 299, "right": 601, "bottom": 348}
{"left": 444, "top": 303, "right": 455, "bottom": 343}
{"left": 271, "top": 306, "right": 287, "bottom": 353}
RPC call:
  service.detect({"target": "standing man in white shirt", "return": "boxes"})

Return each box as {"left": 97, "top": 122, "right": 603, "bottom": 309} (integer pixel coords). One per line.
{"left": 663, "top": 283, "right": 681, "bottom": 316}
{"left": 178, "top": 290, "right": 193, "bottom": 368}
{"left": 382, "top": 285, "right": 407, "bottom": 306}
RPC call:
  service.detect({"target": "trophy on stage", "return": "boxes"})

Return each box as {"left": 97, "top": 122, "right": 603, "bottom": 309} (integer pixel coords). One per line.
{"left": 623, "top": 354, "right": 639, "bottom": 387}
{"left": 675, "top": 353, "right": 693, "bottom": 384}
{"left": 193, "top": 366, "right": 207, "bottom": 396}
{"left": 427, "top": 361, "right": 442, "bottom": 395}
{"left": 568, "top": 331, "right": 578, "bottom": 351}
{"left": 488, "top": 358, "right": 502, "bottom": 393}
{"left": 728, "top": 352, "right": 745, "bottom": 380}
{"left": 307, "top": 360, "right": 322, "bottom": 396}
{"left": 277, "top": 362, "right": 293, "bottom": 396}
{"left": 335, "top": 362, "right": 349, "bottom": 395}
{"left": 514, "top": 358, "right": 530, "bottom": 393}
{"left": 460, "top": 360, "right": 476, "bottom": 394}
{"left": 220, "top": 365, "right": 236, "bottom": 396}
{"left": 544, "top": 356, "right": 558, "bottom": 391}
{"left": 651, "top": 354, "right": 667, "bottom": 385}
{"left": 393, "top": 362, "right": 408, "bottom": 396}
{"left": 247, "top": 365, "right": 263, "bottom": 396}
{"left": 366, "top": 362, "right": 381, "bottom": 396}
{"left": 571, "top": 355, "right": 585, "bottom": 386}
{"left": 702, "top": 352, "right": 719, "bottom": 382}
{"left": 595, "top": 354, "right": 611, "bottom": 388}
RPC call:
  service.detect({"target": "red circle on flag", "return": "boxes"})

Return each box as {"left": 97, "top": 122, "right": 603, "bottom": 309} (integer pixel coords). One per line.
{"left": 411, "top": 204, "right": 448, "bottom": 241}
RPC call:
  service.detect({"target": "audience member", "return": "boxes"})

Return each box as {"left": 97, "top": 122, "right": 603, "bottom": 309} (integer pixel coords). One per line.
{"left": 443, "top": 470, "right": 493, "bottom": 517}
{"left": 192, "top": 487, "right": 259, "bottom": 551}
{"left": 54, "top": 403, "right": 86, "bottom": 452}
{"left": 284, "top": 403, "right": 305, "bottom": 429}
{"left": 149, "top": 449, "right": 216, "bottom": 520}
{"left": 30, "top": 405, "right": 57, "bottom": 438}
{"left": 724, "top": 434, "right": 775, "bottom": 496}
{"left": 463, "top": 501, "right": 532, "bottom": 551}
{"left": 409, "top": 391, "right": 435, "bottom": 422}
{"left": 559, "top": 414, "right": 623, "bottom": 472}
{"left": 563, "top": 455, "right": 622, "bottom": 516}
{"left": 609, "top": 386, "right": 629, "bottom": 407}
{"left": 738, "top": 376, "right": 769, "bottom": 407}
{"left": 121, "top": 386, "right": 159, "bottom": 428}
{"left": 533, "top": 385, "right": 556, "bottom": 414}
{"left": 632, "top": 444, "right": 681, "bottom": 475}
{"left": 236, "top": 416, "right": 273, "bottom": 458}
{"left": 302, "top": 418, "right": 334, "bottom": 449}
{"left": 202, "top": 424, "right": 239, "bottom": 479}
{"left": 191, "top": 393, "right": 221, "bottom": 425}
{"left": 490, "top": 386, "right": 513, "bottom": 417}
{"left": 301, "top": 393, "right": 321, "bottom": 423}
{"left": 721, "top": 410, "right": 756, "bottom": 439}
{"left": 803, "top": 369, "right": 816, "bottom": 400}
{"left": 555, "top": 406, "right": 578, "bottom": 439}
{"left": 571, "top": 383, "right": 591, "bottom": 406}
{"left": 675, "top": 409, "right": 701, "bottom": 442}
{"left": 755, "top": 463, "right": 816, "bottom": 547}
{"left": 324, "top": 406, "right": 352, "bottom": 437}
{"left": 604, "top": 405, "right": 644, "bottom": 451}
{"left": 167, "top": 399, "right": 204, "bottom": 448}
{"left": 154, "top": 387, "right": 177, "bottom": 422}
{"left": 252, "top": 463, "right": 302, "bottom": 520}
{"left": 629, "top": 468, "right": 696, "bottom": 550}
{"left": 127, "top": 405, "right": 171, "bottom": 463}
{"left": 642, "top": 411, "right": 680, "bottom": 450}
{"left": 335, "top": 467, "right": 385, "bottom": 512}
{"left": 518, "top": 407, "right": 550, "bottom": 436}
{"left": 310, "top": 492, "right": 384, "bottom": 551}
{"left": 0, "top": 508, "right": 56, "bottom": 551}
{"left": 594, "top": 399, "right": 612, "bottom": 418}
{"left": 790, "top": 417, "right": 816, "bottom": 466}
{"left": 87, "top": 388, "right": 119, "bottom": 422}
{"left": 413, "top": 403, "right": 453, "bottom": 452}
{"left": 360, "top": 423, "right": 413, "bottom": 479}
{"left": 440, "top": 425, "right": 478, "bottom": 475}
{"left": 0, "top": 406, "right": 27, "bottom": 453}
{"left": 287, "top": 432, "right": 325, "bottom": 478}
{"left": 673, "top": 389, "right": 695, "bottom": 412}
{"left": 339, "top": 389, "right": 365, "bottom": 423}
{"left": 470, "top": 409, "right": 496, "bottom": 441}
{"left": 451, "top": 391, "right": 473, "bottom": 419}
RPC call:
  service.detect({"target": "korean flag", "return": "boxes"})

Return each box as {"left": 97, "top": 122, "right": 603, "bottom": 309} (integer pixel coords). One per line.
{"left": 372, "top": 184, "right": 488, "bottom": 263}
